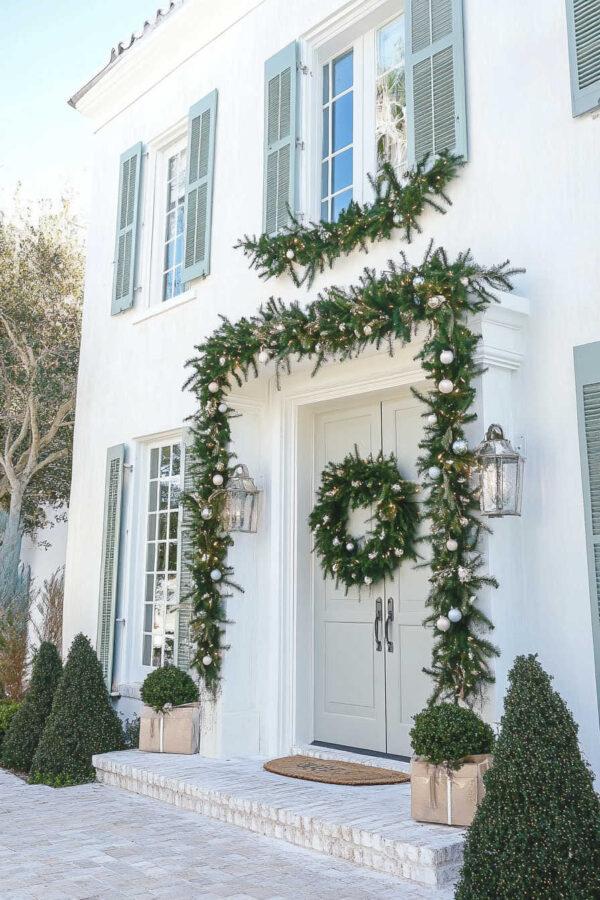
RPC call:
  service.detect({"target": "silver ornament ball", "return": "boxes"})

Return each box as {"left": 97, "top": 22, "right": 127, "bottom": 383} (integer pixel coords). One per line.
{"left": 202, "top": 654, "right": 213, "bottom": 666}
{"left": 436, "top": 615, "right": 451, "bottom": 632}
{"left": 452, "top": 439, "right": 468, "bottom": 455}
{"left": 446, "top": 538, "right": 459, "bottom": 552}
{"left": 428, "top": 465, "right": 442, "bottom": 480}
{"left": 439, "top": 349, "right": 455, "bottom": 365}
{"left": 201, "top": 506, "right": 213, "bottom": 520}
{"left": 208, "top": 381, "right": 219, "bottom": 394}
{"left": 212, "top": 473, "right": 224, "bottom": 486}
{"left": 285, "top": 248, "right": 295, "bottom": 260}
{"left": 438, "top": 379, "right": 454, "bottom": 394}
{"left": 448, "top": 607, "right": 463, "bottom": 623}
{"left": 210, "top": 569, "right": 222, "bottom": 582}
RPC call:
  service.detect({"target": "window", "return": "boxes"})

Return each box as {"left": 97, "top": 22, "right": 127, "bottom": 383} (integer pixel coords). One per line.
{"left": 317, "top": 11, "right": 407, "bottom": 222}
{"left": 376, "top": 17, "right": 406, "bottom": 174}
{"left": 142, "top": 441, "right": 181, "bottom": 667}
{"left": 162, "top": 149, "right": 186, "bottom": 301}
{"left": 321, "top": 49, "right": 354, "bottom": 222}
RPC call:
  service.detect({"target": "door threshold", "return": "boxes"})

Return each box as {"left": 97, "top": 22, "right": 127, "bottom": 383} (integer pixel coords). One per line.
{"left": 311, "top": 740, "right": 410, "bottom": 764}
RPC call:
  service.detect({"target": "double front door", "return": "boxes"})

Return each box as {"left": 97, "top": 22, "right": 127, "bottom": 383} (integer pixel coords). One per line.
{"left": 313, "top": 391, "right": 432, "bottom": 757}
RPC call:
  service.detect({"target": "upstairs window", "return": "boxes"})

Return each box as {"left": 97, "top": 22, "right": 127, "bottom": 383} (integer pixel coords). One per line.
{"left": 321, "top": 49, "right": 354, "bottom": 222}
{"left": 162, "top": 148, "right": 186, "bottom": 301}
{"left": 376, "top": 17, "right": 406, "bottom": 174}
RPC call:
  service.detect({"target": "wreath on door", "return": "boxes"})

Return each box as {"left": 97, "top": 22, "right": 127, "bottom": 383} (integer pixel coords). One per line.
{"left": 309, "top": 448, "right": 420, "bottom": 591}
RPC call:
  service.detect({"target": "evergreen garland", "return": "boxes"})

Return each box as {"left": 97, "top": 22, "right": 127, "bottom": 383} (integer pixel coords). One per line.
{"left": 235, "top": 153, "right": 463, "bottom": 287}
{"left": 185, "top": 244, "right": 519, "bottom": 700}
{"left": 308, "top": 449, "right": 420, "bottom": 591}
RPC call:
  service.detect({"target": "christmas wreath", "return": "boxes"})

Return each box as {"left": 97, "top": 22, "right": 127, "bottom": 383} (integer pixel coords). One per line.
{"left": 309, "top": 449, "right": 420, "bottom": 591}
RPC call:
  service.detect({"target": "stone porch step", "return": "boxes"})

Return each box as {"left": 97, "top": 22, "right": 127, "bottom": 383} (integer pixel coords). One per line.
{"left": 93, "top": 750, "right": 463, "bottom": 890}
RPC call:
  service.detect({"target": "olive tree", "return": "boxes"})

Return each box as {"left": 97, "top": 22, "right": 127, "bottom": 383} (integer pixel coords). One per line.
{"left": 0, "top": 200, "right": 83, "bottom": 609}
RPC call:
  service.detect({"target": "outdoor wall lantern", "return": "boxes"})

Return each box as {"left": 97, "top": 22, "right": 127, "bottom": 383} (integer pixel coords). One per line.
{"left": 223, "top": 464, "right": 261, "bottom": 533}
{"left": 475, "top": 424, "right": 524, "bottom": 517}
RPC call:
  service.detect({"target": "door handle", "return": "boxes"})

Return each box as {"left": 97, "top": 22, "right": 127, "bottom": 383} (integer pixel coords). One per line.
{"left": 374, "top": 598, "right": 383, "bottom": 652}
{"left": 385, "top": 598, "right": 394, "bottom": 652}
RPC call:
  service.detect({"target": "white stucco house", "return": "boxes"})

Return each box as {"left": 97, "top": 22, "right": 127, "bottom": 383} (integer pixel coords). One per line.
{"left": 62, "top": 0, "right": 600, "bottom": 773}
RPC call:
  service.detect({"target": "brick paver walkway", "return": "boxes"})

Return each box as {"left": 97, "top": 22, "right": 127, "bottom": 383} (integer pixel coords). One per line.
{"left": 0, "top": 768, "right": 454, "bottom": 899}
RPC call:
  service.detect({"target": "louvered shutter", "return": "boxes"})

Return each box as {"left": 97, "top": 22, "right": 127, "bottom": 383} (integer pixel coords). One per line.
{"left": 405, "top": 0, "right": 467, "bottom": 166}
{"left": 566, "top": 0, "right": 600, "bottom": 116}
{"left": 183, "top": 90, "right": 218, "bottom": 283}
{"left": 574, "top": 342, "right": 600, "bottom": 715}
{"left": 97, "top": 444, "right": 125, "bottom": 689}
{"left": 176, "top": 429, "right": 195, "bottom": 671}
{"left": 263, "top": 42, "right": 298, "bottom": 236}
{"left": 112, "top": 144, "right": 143, "bottom": 314}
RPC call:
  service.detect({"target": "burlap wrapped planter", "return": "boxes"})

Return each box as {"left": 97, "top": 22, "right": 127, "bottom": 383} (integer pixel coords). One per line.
{"left": 139, "top": 702, "right": 200, "bottom": 754}
{"left": 411, "top": 754, "right": 492, "bottom": 827}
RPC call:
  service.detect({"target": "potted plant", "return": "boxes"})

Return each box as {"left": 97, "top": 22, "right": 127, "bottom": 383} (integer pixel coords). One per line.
{"left": 139, "top": 666, "right": 200, "bottom": 754}
{"left": 410, "top": 702, "right": 494, "bottom": 827}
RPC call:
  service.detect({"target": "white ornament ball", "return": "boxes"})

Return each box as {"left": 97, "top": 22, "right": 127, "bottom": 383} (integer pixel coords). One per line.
{"left": 208, "top": 381, "right": 219, "bottom": 394}
{"left": 436, "top": 615, "right": 451, "bottom": 632}
{"left": 286, "top": 248, "right": 295, "bottom": 260}
{"left": 363, "top": 324, "right": 373, "bottom": 336}
{"left": 448, "top": 607, "right": 463, "bottom": 623}
{"left": 212, "top": 473, "right": 224, "bottom": 487}
{"left": 439, "top": 349, "right": 455, "bottom": 365}
{"left": 393, "top": 213, "right": 402, "bottom": 226}
{"left": 392, "top": 483, "right": 402, "bottom": 493}
{"left": 452, "top": 439, "right": 468, "bottom": 455}
{"left": 428, "top": 466, "right": 442, "bottom": 480}
{"left": 202, "top": 655, "right": 213, "bottom": 666}
{"left": 219, "top": 356, "right": 227, "bottom": 366}
{"left": 413, "top": 275, "right": 425, "bottom": 287}
{"left": 218, "top": 402, "right": 228, "bottom": 413}
{"left": 332, "top": 537, "right": 341, "bottom": 546}
{"left": 460, "top": 276, "right": 469, "bottom": 287}
{"left": 346, "top": 542, "right": 355, "bottom": 552}
{"left": 427, "top": 414, "right": 437, "bottom": 425}
{"left": 446, "top": 538, "right": 459, "bottom": 552}
{"left": 210, "top": 569, "right": 222, "bottom": 582}
{"left": 438, "top": 379, "right": 454, "bottom": 394}
{"left": 258, "top": 350, "right": 269, "bottom": 364}
{"left": 364, "top": 576, "right": 373, "bottom": 585}
{"left": 201, "top": 506, "right": 213, "bottom": 520}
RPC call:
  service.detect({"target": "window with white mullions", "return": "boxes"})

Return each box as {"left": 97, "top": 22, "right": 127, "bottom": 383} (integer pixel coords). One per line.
{"left": 142, "top": 441, "right": 182, "bottom": 667}
{"left": 321, "top": 49, "right": 354, "bottom": 222}
{"left": 162, "top": 149, "right": 186, "bottom": 301}
{"left": 376, "top": 16, "right": 406, "bottom": 174}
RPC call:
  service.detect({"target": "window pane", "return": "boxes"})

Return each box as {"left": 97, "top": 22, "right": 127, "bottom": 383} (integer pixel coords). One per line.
{"left": 376, "top": 16, "right": 407, "bottom": 173}
{"left": 333, "top": 50, "right": 353, "bottom": 95}
{"left": 152, "top": 640, "right": 162, "bottom": 668}
{"left": 332, "top": 93, "right": 353, "bottom": 152}
{"left": 332, "top": 149, "right": 352, "bottom": 192}
{"left": 145, "top": 574, "right": 154, "bottom": 603}
{"left": 321, "top": 161, "right": 329, "bottom": 200}
{"left": 147, "top": 513, "right": 157, "bottom": 541}
{"left": 320, "top": 200, "right": 329, "bottom": 222}
{"left": 169, "top": 510, "right": 179, "bottom": 539}
{"left": 142, "top": 634, "right": 152, "bottom": 666}
{"left": 166, "top": 575, "right": 177, "bottom": 604}
{"left": 159, "top": 482, "right": 169, "bottom": 510}
{"left": 163, "top": 637, "right": 175, "bottom": 664}
{"left": 322, "top": 63, "right": 329, "bottom": 104}
{"left": 157, "top": 542, "right": 166, "bottom": 571}
{"left": 332, "top": 189, "right": 353, "bottom": 221}
{"left": 160, "top": 446, "right": 171, "bottom": 477}
{"left": 154, "top": 575, "right": 165, "bottom": 603}
{"left": 144, "top": 603, "right": 153, "bottom": 632}
{"left": 158, "top": 512, "right": 168, "bottom": 541}
{"left": 377, "top": 17, "right": 403, "bottom": 75}
{"left": 322, "top": 109, "right": 329, "bottom": 159}
{"left": 150, "top": 449, "right": 159, "bottom": 479}
{"left": 146, "top": 542, "right": 156, "bottom": 572}
{"left": 172, "top": 443, "right": 181, "bottom": 476}
{"left": 168, "top": 542, "right": 178, "bottom": 572}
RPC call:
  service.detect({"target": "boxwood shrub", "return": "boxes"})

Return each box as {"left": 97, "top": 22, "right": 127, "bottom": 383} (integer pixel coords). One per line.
{"left": 30, "top": 633, "right": 124, "bottom": 785}
{"left": 2, "top": 641, "right": 62, "bottom": 772}
{"left": 410, "top": 702, "right": 494, "bottom": 769}
{"left": 0, "top": 700, "right": 21, "bottom": 752}
{"left": 141, "top": 665, "right": 199, "bottom": 713}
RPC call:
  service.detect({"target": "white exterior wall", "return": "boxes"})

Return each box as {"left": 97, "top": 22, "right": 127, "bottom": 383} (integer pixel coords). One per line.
{"left": 65, "top": 0, "right": 600, "bottom": 769}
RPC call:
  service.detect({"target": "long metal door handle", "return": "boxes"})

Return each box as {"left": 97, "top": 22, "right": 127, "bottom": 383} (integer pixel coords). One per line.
{"left": 385, "top": 598, "right": 394, "bottom": 652}
{"left": 374, "top": 598, "right": 383, "bottom": 651}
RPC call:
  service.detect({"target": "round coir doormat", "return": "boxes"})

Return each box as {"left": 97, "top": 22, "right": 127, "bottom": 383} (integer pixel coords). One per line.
{"left": 263, "top": 755, "right": 410, "bottom": 786}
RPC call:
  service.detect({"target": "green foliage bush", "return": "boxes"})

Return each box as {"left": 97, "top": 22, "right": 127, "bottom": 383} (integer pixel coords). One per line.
{"left": 140, "top": 665, "right": 199, "bottom": 713}
{"left": 0, "top": 700, "right": 20, "bottom": 751}
{"left": 1, "top": 642, "right": 62, "bottom": 772}
{"left": 456, "top": 655, "right": 600, "bottom": 899}
{"left": 30, "top": 633, "right": 124, "bottom": 785}
{"left": 410, "top": 702, "right": 494, "bottom": 769}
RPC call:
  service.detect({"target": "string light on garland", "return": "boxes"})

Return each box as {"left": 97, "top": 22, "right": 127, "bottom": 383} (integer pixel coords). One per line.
{"left": 235, "top": 153, "right": 464, "bottom": 287}
{"left": 185, "top": 231, "right": 520, "bottom": 699}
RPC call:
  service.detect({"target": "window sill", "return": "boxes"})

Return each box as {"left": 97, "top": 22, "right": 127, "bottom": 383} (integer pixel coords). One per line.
{"left": 132, "top": 287, "right": 197, "bottom": 325}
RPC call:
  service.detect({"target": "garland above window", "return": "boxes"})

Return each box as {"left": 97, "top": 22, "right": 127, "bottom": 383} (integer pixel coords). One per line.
{"left": 308, "top": 449, "right": 420, "bottom": 592}
{"left": 235, "top": 153, "right": 463, "bottom": 287}
{"left": 185, "top": 244, "right": 520, "bottom": 701}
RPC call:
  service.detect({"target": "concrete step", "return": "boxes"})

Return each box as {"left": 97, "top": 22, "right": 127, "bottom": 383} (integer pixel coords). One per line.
{"left": 93, "top": 750, "right": 463, "bottom": 891}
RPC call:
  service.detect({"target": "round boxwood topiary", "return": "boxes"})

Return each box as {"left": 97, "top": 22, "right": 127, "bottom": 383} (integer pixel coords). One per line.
{"left": 140, "top": 665, "right": 199, "bottom": 713}
{"left": 30, "top": 633, "right": 124, "bottom": 786}
{"left": 2, "top": 641, "right": 62, "bottom": 772}
{"left": 410, "top": 702, "right": 494, "bottom": 769}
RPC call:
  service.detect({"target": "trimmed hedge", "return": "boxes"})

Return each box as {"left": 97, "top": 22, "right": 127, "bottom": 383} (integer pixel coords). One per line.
{"left": 456, "top": 654, "right": 600, "bottom": 899}
{"left": 410, "top": 702, "right": 494, "bottom": 769}
{"left": 30, "top": 633, "right": 124, "bottom": 785}
{"left": 2, "top": 642, "right": 62, "bottom": 772}
{"left": 140, "top": 665, "right": 199, "bottom": 713}
{"left": 0, "top": 700, "right": 21, "bottom": 752}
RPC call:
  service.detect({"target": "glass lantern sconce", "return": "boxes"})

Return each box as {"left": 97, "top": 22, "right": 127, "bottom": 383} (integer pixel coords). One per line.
{"left": 223, "top": 464, "right": 261, "bottom": 533}
{"left": 475, "top": 424, "right": 524, "bottom": 517}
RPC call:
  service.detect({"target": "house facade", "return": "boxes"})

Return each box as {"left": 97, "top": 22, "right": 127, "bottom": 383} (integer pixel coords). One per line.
{"left": 65, "top": 0, "right": 600, "bottom": 770}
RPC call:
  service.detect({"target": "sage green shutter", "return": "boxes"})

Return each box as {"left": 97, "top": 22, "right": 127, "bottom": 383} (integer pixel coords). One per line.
{"left": 97, "top": 444, "right": 125, "bottom": 688}
{"left": 263, "top": 42, "right": 298, "bottom": 236}
{"left": 112, "top": 143, "right": 143, "bottom": 314}
{"left": 405, "top": 0, "right": 467, "bottom": 166}
{"left": 566, "top": 0, "right": 600, "bottom": 116}
{"left": 574, "top": 342, "right": 600, "bottom": 720}
{"left": 176, "top": 430, "right": 195, "bottom": 670}
{"left": 183, "top": 90, "right": 218, "bottom": 283}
